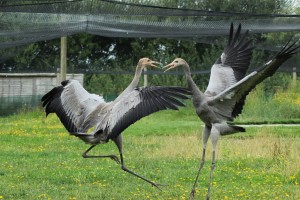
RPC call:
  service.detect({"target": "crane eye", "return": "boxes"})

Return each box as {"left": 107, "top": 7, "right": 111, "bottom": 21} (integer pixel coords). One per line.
{"left": 175, "top": 60, "right": 179, "bottom": 63}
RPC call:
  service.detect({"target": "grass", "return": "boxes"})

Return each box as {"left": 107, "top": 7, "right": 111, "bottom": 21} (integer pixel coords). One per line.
{"left": 0, "top": 108, "right": 300, "bottom": 200}
{"left": 236, "top": 82, "right": 300, "bottom": 124}
{"left": 1, "top": 80, "right": 300, "bottom": 199}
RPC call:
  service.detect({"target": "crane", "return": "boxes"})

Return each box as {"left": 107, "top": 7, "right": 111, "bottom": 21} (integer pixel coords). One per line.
{"left": 163, "top": 24, "right": 300, "bottom": 199}
{"left": 41, "top": 58, "right": 191, "bottom": 188}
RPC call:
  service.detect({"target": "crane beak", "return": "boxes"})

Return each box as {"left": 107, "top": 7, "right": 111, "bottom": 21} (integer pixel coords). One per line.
{"left": 163, "top": 63, "right": 175, "bottom": 72}
{"left": 150, "top": 61, "right": 162, "bottom": 68}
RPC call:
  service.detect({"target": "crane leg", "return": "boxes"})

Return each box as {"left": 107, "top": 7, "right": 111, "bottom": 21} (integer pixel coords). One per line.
{"left": 113, "top": 135, "right": 166, "bottom": 189}
{"left": 205, "top": 125, "right": 219, "bottom": 200}
{"left": 82, "top": 145, "right": 120, "bottom": 164}
{"left": 69, "top": 132, "right": 120, "bottom": 163}
{"left": 206, "top": 150, "right": 216, "bottom": 200}
{"left": 189, "top": 125, "right": 211, "bottom": 200}
{"left": 189, "top": 148, "right": 206, "bottom": 200}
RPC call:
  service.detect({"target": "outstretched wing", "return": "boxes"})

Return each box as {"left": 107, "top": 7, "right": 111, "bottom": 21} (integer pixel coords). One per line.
{"left": 41, "top": 79, "right": 106, "bottom": 132}
{"left": 205, "top": 23, "right": 253, "bottom": 97}
{"left": 107, "top": 86, "right": 191, "bottom": 139}
{"left": 209, "top": 39, "right": 300, "bottom": 120}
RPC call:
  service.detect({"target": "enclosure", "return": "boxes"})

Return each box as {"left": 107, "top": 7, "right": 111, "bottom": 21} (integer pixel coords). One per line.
{"left": 0, "top": 0, "right": 300, "bottom": 199}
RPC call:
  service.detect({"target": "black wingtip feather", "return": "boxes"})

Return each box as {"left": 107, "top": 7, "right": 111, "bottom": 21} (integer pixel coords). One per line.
{"left": 61, "top": 80, "right": 69, "bottom": 86}
{"left": 41, "top": 80, "right": 81, "bottom": 133}
{"left": 228, "top": 22, "right": 234, "bottom": 45}
{"left": 273, "top": 39, "right": 300, "bottom": 62}
{"left": 231, "top": 23, "right": 242, "bottom": 46}
{"left": 232, "top": 39, "right": 300, "bottom": 119}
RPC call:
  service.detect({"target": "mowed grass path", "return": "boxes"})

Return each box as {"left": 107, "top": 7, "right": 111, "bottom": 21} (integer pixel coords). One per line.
{"left": 0, "top": 108, "right": 300, "bottom": 200}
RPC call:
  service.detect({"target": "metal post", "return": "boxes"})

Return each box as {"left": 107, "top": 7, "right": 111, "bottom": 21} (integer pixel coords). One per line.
{"left": 60, "top": 36, "right": 67, "bottom": 82}
{"left": 144, "top": 68, "right": 148, "bottom": 87}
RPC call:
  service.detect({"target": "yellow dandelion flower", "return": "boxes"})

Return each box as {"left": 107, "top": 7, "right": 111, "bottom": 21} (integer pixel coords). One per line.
{"left": 285, "top": 193, "right": 289, "bottom": 197}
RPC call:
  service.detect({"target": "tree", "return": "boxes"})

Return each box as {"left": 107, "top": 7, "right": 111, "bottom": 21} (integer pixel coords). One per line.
{"left": 0, "top": 0, "right": 296, "bottom": 97}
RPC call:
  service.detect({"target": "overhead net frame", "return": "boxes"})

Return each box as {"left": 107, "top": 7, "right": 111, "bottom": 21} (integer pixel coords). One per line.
{"left": 0, "top": 0, "right": 299, "bottom": 48}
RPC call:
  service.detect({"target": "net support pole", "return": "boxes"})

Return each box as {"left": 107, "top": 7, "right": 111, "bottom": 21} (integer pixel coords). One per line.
{"left": 293, "top": 67, "right": 297, "bottom": 82}
{"left": 144, "top": 68, "right": 148, "bottom": 87}
{"left": 60, "top": 36, "right": 67, "bottom": 82}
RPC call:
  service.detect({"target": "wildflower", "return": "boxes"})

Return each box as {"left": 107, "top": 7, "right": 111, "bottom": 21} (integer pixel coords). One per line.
{"left": 285, "top": 193, "right": 289, "bottom": 197}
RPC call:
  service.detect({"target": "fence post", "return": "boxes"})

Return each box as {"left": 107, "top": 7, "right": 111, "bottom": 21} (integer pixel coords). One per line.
{"left": 56, "top": 68, "right": 60, "bottom": 85}
{"left": 60, "top": 36, "right": 67, "bottom": 82}
{"left": 293, "top": 67, "right": 297, "bottom": 83}
{"left": 144, "top": 68, "right": 148, "bottom": 87}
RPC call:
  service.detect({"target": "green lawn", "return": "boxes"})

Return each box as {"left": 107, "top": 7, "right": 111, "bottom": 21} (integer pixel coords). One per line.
{"left": 0, "top": 108, "right": 300, "bottom": 200}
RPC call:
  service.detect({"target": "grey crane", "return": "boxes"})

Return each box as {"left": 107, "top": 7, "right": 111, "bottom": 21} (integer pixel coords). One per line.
{"left": 41, "top": 58, "right": 191, "bottom": 188}
{"left": 164, "top": 24, "right": 300, "bottom": 199}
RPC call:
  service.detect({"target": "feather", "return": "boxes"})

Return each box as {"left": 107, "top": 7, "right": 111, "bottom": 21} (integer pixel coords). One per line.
{"left": 206, "top": 23, "right": 253, "bottom": 97}
{"left": 41, "top": 79, "right": 106, "bottom": 133}
{"left": 210, "top": 39, "right": 300, "bottom": 119}
{"left": 108, "top": 86, "right": 190, "bottom": 138}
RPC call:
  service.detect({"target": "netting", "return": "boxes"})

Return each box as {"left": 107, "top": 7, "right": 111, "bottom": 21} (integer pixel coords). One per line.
{"left": 0, "top": 0, "right": 300, "bottom": 49}
{"left": 0, "top": 0, "right": 300, "bottom": 116}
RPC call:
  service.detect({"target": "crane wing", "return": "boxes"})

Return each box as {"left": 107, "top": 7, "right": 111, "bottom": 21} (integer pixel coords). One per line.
{"left": 107, "top": 86, "right": 191, "bottom": 139}
{"left": 209, "top": 39, "right": 300, "bottom": 120}
{"left": 205, "top": 23, "right": 253, "bottom": 97}
{"left": 41, "top": 79, "right": 106, "bottom": 132}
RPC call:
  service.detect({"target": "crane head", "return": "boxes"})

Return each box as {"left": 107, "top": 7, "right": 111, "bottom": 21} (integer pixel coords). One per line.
{"left": 137, "top": 58, "right": 162, "bottom": 69}
{"left": 163, "top": 58, "right": 187, "bottom": 72}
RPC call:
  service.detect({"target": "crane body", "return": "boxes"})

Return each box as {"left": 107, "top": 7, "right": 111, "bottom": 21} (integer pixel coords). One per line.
{"left": 42, "top": 58, "right": 191, "bottom": 188}
{"left": 164, "top": 24, "right": 300, "bottom": 199}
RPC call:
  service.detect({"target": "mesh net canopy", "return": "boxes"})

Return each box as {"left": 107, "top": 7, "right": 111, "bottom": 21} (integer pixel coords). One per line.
{"left": 1, "top": 0, "right": 300, "bottom": 49}
{"left": 0, "top": 0, "right": 300, "bottom": 116}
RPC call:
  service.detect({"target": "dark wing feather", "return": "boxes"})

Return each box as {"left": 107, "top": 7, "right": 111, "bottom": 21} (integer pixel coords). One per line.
{"left": 209, "top": 39, "right": 300, "bottom": 120}
{"left": 231, "top": 39, "right": 300, "bottom": 118}
{"left": 205, "top": 23, "right": 253, "bottom": 97}
{"left": 41, "top": 80, "right": 80, "bottom": 132}
{"left": 214, "top": 23, "right": 253, "bottom": 81}
{"left": 108, "top": 86, "right": 191, "bottom": 139}
{"left": 41, "top": 79, "right": 105, "bottom": 133}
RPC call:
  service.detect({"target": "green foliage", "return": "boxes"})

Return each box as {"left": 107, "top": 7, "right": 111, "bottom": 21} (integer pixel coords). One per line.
{"left": 236, "top": 80, "right": 300, "bottom": 124}
{"left": 0, "top": 0, "right": 297, "bottom": 95}
{"left": 84, "top": 73, "right": 133, "bottom": 99}
{"left": 262, "top": 72, "right": 292, "bottom": 96}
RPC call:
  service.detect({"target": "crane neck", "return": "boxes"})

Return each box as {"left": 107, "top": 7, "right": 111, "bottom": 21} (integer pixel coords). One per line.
{"left": 182, "top": 64, "right": 205, "bottom": 98}
{"left": 115, "top": 65, "right": 143, "bottom": 101}
{"left": 131, "top": 65, "right": 144, "bottom": 87}
{"left": 183, "top": 64, "right": 196, "bottom": 89}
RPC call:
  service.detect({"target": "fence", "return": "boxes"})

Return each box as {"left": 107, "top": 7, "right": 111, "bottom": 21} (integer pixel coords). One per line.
{"left": 0, "top": 73, "right": 83, "bottom": 116}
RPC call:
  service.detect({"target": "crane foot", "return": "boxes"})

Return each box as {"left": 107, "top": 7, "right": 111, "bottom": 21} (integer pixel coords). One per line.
{"left": 189, "top": 189, "right": 195, "bottom": 200}
{"left": 109, "top": 155, "right": 121, "bottom": 164}
{"left": 151, "top": 182, "right": 168, "bottom": 190}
